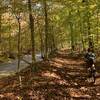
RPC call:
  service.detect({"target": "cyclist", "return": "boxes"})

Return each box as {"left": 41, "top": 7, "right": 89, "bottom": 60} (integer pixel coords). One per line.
{"left": 84, "top": 48, "right": 96, "bottom": 81}
{"left": 85, "top": 48, "right": 95, "bottom": 65}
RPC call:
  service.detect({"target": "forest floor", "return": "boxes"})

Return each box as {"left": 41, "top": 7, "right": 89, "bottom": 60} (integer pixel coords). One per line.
{"left": 0, "top": 49, "right": 100, "bottom": 100}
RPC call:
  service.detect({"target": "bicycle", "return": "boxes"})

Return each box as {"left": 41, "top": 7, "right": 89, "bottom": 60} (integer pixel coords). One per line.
{"left": 88, "top": 63, "right": 96, "bottom": 83}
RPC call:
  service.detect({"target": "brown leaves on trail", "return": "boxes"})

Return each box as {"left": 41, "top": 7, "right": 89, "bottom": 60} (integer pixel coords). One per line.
{"left": 69, "top": 88, "right": 91, "bottom": 99}
{"left": 0, "top": 50, "right": 100, "bottom": 100}
{"left": 51, "top": 57, "right": 84, "bottom": 69}
{"left": 41, "top": 71, "right": 61, "bottom": 79}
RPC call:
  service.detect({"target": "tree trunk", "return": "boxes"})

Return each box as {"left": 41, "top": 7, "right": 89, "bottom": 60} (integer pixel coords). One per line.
{"left": 69, "top": 21, "right": 74, "bottom": 51}
{"left": 51, "top": 25, "right": 56, "bottom": 52}
{"left": 69, "top": 10, "right": 75, "bottom": 52}
{"left": 77, "top": 9, "right": 85, "bottom": 51}
{"left": 70, "top": 22, "right": 74, "bottom": 51}
{"left": 28, "top": 0, "right": 35, "bottom": 65}
{"left": 16, "top": 16, "right": 22, "bottom": 88}
{"left": 40, "top": 30, "right": 44, "bottom": 58}
{"left": 9, "top": 34, "right": 11, "bottom": 53}
{"left": 0, "top": 14, "right": 1, "bottom": 44}
{"left": 17, "top": 17, "right": 21, "bottom": 73}
{"left": 86, "top": 0, "right": 94, "bottom": 49}
{"left": 96, "top": 9, "right": 99, "bottom": 45}
{"left": 8, "top": 17, "right": 12, "bottom": 54}
{"left": 43, "top": 0, "right": 48, "bottom": 59}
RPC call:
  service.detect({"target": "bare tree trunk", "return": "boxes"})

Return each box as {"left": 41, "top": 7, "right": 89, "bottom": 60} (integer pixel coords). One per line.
{"left": 17, "top": 17, "right": 21, "bottom": 73}
{"left": 87, "top": 15, "right": 92, "bottom": 48}
{"left": 15, "top": 15, "right": 22, "bottom": 88}
{"left": 70, "top": 22, "right": 74, "bottom": 52}
{"left": 28, "top": 0, "right": 35, "bottom": 65}
{"left": 86, "top": 0, "right": 94, "bottom": 49}
{"left": 0, "top": 14, "right": 1, "bottom": 44}
{"left": 37, "top": 19, "right": 44, "bottom": 58}
{"left": 77, "top": 9, "right": 84, "bottom": 52}
{"left": 9, "top": 34, "right": 11, "bottom": 53}
{"left": 50, "top": 25, "right": 56, "bottom": 52}
{"left": 68, "top": 10, "right": 75, "bottom": 53}
{"left": 43, "top": 0, "right": 48, "bottom": 59}
{"left": 51, "top": 34, "right": 56, "bottom": 52}
{"left": 11, "top": 0, "right": 22, "bottom": 88}
{"left": 96, "top": 9, "right": 99, "bottom": 45}
{"left": 40, "top": 30, "right": 44, "bottom": 58}
{"left": 8, "top": 15, "right": 12, "bottom": 54}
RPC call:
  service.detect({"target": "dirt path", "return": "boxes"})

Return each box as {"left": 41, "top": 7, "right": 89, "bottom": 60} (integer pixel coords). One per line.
{"left": 0, "top": 50, "right": 100, "bottom": 100}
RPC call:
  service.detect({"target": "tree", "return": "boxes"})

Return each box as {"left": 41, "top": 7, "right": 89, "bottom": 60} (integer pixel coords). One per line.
{"left": 0, "top": 13, "right": 1, "bottom": 44}
{"left": 43, "top": 0, "right": 49, "bottom": 59}
{"left": 28, "top": 0, "right": 36, "bottom": 65}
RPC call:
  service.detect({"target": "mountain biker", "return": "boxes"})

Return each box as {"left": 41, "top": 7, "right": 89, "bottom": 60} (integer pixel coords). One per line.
{"left": 84, "top": 48, "right": 96, "bottom": 79}
{"left": 84, "top": 48, "right": 96, "bottom": 67}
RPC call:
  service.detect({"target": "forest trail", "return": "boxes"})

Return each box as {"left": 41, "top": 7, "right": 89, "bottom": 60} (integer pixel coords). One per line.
{"left": 0, "top": 54, "right": 42, "bottom": 78}
{"left": 0, "top": 49, "right": 100, "bottom": 100}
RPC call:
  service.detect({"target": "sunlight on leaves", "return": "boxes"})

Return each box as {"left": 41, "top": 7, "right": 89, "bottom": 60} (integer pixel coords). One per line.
{"left": 17, "top": 96, "right": 23, "bottom": 100}
{"left": 0, "top": 94, "right": 4, "bottom": 98}
{"left": 42, "top": 71, "right": 61, "bottom": 79}
{"left": 69, "top": 88, "right": 91, "bottom": 99}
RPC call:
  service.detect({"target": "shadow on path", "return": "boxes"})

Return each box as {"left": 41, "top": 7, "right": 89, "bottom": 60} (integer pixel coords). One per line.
{"left": 0, "top": 50, "right": 100, "bottom": 100}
